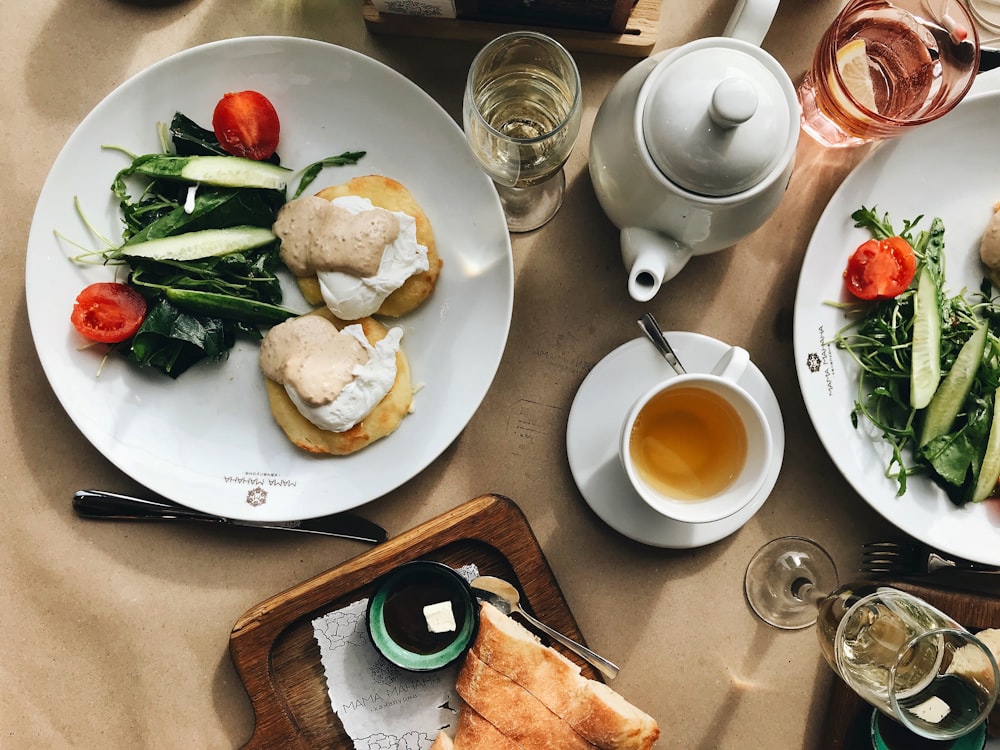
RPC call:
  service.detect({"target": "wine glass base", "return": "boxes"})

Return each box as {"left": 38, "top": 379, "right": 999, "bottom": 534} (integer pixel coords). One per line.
{"left": 495, "top": 170, "right": 566, "bottom": 233}
{"left": 745, "top": 536, "right": 840, "bottom": 630}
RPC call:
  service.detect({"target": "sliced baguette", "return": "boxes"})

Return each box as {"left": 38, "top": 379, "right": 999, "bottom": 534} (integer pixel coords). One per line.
{"left": 453, "top": 702, "right": 524, "bottom": 750}
{"left": 456, "top": 649, "right": 596, "bottom": 750}
{"left": 472, "top": 602, "right": 660, "bottom": 750}
{"left": 430, "top": 731, "right": 455, "bottom": 750}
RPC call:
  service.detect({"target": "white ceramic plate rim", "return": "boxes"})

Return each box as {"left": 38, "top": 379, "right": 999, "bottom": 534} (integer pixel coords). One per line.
{"left": 567, "top": 332, "right": 785, "bottom": 549}
{"left": 25, "top": 36, "right": 513, "bottom": 522}
{"left": 793, "top": 88, "right": 1000, "bottom": 565}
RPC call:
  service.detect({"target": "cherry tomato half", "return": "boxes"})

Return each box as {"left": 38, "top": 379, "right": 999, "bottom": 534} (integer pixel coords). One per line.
{"left": 843, "top": 236, "right": 917, "bottom": 300}
{"left": 70, "top": 282, "right": 147, "bottom": 344}
{"left": 212, "top": 90, "right": 280, "bottom": 161}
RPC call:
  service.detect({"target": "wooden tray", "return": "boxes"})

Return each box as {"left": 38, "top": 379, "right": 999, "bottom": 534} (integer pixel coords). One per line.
{"left": 820, "top": 581, "right": 1000, "bottom": 749}
{"left": 361, "top": 0, "right": 660, "bottom": 57}
{"left": 229, "top": 494, "right": 600, "bottom": 749}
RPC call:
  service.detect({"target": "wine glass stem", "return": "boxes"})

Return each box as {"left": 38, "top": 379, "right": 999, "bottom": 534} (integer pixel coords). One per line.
{"left": 791, "top": 578, "right": 826, "bottom": 609}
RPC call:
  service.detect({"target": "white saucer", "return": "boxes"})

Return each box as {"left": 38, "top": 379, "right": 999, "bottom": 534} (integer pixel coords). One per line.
{"left": 566, "top": 332, "right": 785, "bottom": 548}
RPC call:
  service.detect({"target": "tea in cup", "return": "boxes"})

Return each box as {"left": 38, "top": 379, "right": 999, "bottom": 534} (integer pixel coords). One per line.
{"left": 620, "top": 346, "right": 772, "bottom": 524}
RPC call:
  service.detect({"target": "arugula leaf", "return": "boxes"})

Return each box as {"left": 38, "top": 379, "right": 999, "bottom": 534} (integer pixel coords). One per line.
{"left": 293, "top": 151, "right": 366, "bottom": 199}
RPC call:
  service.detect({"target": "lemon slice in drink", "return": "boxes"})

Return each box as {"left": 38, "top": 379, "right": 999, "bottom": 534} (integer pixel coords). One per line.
{"left": 835, "top": 39, "right": 878, "bottom": 113}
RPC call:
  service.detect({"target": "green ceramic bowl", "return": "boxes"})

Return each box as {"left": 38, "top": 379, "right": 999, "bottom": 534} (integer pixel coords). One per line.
{"left": 870, "top": 709, "right": 987, "bottom": 750}
{"left": 366, "top": 560, "right": 479, "bottom": 672}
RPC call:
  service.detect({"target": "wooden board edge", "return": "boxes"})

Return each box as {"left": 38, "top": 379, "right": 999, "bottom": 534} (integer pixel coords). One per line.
{"left": 361, "top": 0, "right": 659, "bottom": 58}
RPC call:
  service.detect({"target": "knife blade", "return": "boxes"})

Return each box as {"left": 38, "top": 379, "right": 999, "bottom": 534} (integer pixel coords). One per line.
{"left": 981, "top": 46, "right": 1000, "bottom": 73}
{"left": 72, "top": 489, "right": 388, "bottom": 544}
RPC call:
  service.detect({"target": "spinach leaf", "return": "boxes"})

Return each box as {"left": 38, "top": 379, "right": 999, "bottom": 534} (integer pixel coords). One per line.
{"left": 169, "top": 113, "right": 231, "bottom": 157}
{"left": 127, "top": 298, "right": 233, "bottom": 377}
{"left": 123, "top": 187, "right": 285, "bottom": 243}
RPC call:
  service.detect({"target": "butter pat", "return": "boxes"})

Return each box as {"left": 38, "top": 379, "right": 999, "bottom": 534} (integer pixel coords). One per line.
{"left": 910, "top": 695, "right": 950, "bottom": 724}
{"left": 424, "top": 601, "right": 457, "bottom": 634}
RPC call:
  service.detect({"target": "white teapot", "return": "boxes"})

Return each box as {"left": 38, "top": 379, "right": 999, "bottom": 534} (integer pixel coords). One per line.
{"left": 589, "top": 0, "right": 799, "bottom": 302}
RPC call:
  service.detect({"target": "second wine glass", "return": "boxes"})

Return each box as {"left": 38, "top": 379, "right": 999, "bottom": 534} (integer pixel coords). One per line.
{"left": 745, "top": 536, "right": 999, "bottom": 742}
{"left": 463, "top": 31, "right": 582, "bottom": 233}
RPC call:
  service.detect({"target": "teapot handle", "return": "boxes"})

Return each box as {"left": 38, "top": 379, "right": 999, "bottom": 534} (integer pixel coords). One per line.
{"left": 723, "top": 0, "right": 780, "bottom": 46}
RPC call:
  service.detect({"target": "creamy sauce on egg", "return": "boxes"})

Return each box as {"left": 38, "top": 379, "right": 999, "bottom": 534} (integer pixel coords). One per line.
{"left": 274, "top": 195, "right": 400, "bottom": 278}
{"left": 273, "top": 194, "right": 429, "bottom": 320}
{"left": 259, "top": 316, "right": 367, "bottom": 406}
{"left": 260, "top": 315, "right": 404, "bottom": 433}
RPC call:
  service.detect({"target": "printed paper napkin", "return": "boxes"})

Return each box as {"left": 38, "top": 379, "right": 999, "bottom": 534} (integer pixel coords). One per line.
{"left": 311, "top": 564, "right": 478, "bottom": 749}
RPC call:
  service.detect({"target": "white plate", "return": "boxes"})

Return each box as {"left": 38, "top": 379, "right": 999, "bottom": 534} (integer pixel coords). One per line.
{"left": 566, "top": 332, "right": 784, "bottom": 548}
{"left": 25, "top": 37, "right": 513, "bottom": 521}
{"left": 793, "top": 89, "right": 1000, "bottom": 565}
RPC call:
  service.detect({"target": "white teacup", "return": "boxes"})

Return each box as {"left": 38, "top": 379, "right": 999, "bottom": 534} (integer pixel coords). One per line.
{"left": 620, "top": 345, "right": 772, "bottom": 524}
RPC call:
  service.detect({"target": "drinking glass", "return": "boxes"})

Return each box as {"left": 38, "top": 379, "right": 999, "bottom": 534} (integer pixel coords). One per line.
{"left": 745, "top": 537, "right": 998, "bottom": 741}
{"left": 463, "top": 31, "right": 582, "bottom": 233}
{"left": 798, "top": 0, "right": 981, "bottom": 148}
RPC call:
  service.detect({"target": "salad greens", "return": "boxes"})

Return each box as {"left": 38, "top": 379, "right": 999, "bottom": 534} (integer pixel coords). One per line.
{"left": 72, "top": 112, "right": 365, "bottom": 377}
{"left": 833, "top": 206, "right": 1000, "bottom": 504}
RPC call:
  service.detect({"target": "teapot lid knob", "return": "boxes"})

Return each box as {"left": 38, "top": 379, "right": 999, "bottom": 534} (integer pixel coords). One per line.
{"left": 709, "top": 77, "right": 758, "bottom": 128}
{"left": 639, "top": 41, "right": 795, "bottom": 198}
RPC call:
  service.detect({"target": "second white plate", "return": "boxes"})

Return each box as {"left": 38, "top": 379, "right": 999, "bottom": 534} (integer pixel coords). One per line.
{"left": 793, "top": 88, "right": 1000, "bottom": 565}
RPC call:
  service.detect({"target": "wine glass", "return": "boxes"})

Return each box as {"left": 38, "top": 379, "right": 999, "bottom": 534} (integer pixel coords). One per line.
{"left": 463, "top": 31, "right": 582, "bottom": 233}
{"left": 745, "top": 537, "right": 999, "bottom": 741}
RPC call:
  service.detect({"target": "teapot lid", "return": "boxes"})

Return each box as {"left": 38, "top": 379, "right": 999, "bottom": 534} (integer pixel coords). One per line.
{"left": 640, "top": 40, "right": 795, "bottom": 197}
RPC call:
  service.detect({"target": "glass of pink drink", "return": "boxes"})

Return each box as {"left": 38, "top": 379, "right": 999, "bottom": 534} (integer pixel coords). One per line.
{"left": 799, "top": 0, "right": 980, "bottom": 148}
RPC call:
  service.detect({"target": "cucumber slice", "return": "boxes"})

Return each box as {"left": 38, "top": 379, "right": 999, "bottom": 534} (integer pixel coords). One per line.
{"left": 164, "top": 289, "right": 298, "bottom": 325}
{"left": 121, "top": 226, "right": 277, "bottom": 261}
{"left": 132, "top": 155, "right": 291, "bottom": 190}
{"left": 919, "top": 324, "right": 987, "bottom": 447}
{"left": 910, "top": 267, "right": 941, "bottom": 409}
{"left": 180, "top": 156, "right": 290, "bottom": 189}
{"left": 972, "top": 387, "right": 1000, "bottom": 502}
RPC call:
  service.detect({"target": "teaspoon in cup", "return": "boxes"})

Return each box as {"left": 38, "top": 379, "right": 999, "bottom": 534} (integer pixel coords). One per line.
{"left": 638, "top": 313, "right": 687, "bottom": 375}
{"left": 469, "top": 575, "right": 620, "bottom": 680}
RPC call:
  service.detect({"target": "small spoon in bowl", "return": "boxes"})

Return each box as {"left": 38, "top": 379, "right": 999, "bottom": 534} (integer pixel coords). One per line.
{"left": 638, "top": 312, "right": 687, "bottom": 375}
{"left": 469, "top": 575, "right": 620, "bottom": 680}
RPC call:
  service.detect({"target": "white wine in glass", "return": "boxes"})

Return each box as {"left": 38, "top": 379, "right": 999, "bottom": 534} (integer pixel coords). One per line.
{"left": 745, "top": 537, "right": 998, "bottom": 741}
{"left": 464, "top": 31, "right": 582, "bottom": 232}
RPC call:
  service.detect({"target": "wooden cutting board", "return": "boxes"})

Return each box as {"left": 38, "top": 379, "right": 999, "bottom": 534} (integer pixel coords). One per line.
{"left": 361, "top": 0, "right": 660, "bottom": 57}
{"left": 229, "top": 494, "right": 600, "bottom": 749}
{"left": 820, "top": 581, "right": 1000, "bottom": 749}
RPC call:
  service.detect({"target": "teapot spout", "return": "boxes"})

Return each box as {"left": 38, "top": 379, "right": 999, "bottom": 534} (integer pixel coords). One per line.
{"left": 621, "top": 227, "right": 693, "bottom": 302}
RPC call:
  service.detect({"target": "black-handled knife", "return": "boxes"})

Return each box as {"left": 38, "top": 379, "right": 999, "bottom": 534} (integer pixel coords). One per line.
{"left": 981, "top": 46, "right": 1000, "bottom": 73}
{"left": 73, "top": 489, "right": 388, "bottom": 544}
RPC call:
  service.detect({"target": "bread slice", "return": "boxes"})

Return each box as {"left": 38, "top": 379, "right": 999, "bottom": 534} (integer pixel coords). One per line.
{"left": 472, "top": 602, "right": 660, "bottom": 750}
{"left": 453, "top": 703, "right": 523, "bottom": 750}
{"left": 456, "top": 649, "right": 596, "bottom": 750}
{"left": 430, "top": 731, "right": 455, "bottom": 750}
